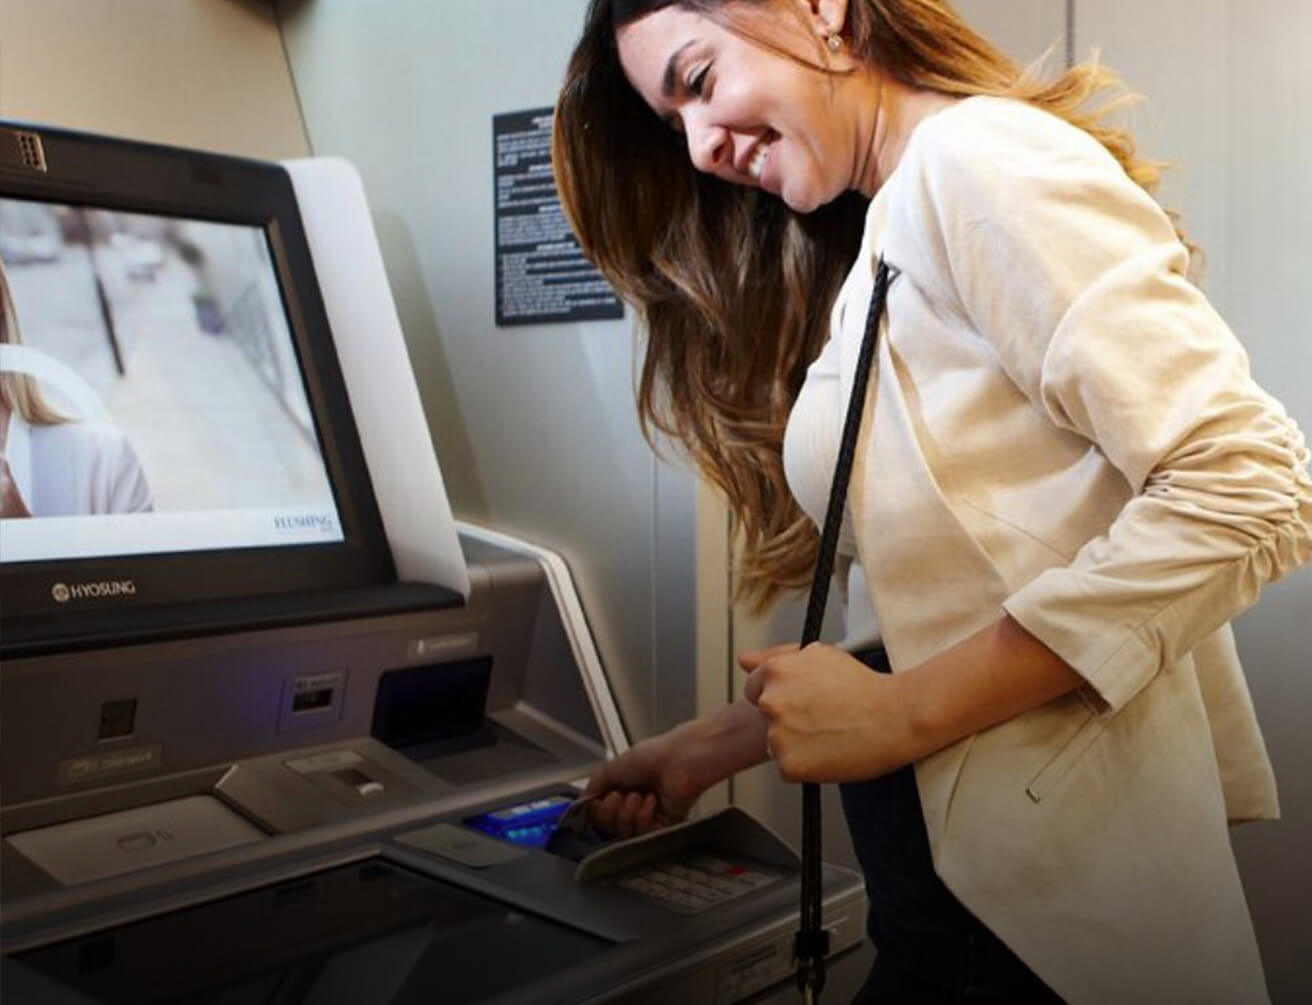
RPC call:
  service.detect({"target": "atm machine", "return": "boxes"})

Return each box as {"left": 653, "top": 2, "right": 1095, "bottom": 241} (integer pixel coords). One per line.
{"left": 0, "top": 122, "right": 866, "bottom": 1004}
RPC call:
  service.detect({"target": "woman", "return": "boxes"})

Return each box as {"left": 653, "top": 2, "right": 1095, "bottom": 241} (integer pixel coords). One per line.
{"left": 0, "top": 260, "right": 153, "bottom": 518}
{"left": 553, "top": 1, "right": 1312, "bottom": 1002}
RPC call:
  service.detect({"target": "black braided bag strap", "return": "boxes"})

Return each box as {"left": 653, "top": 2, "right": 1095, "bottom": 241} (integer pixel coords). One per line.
{"left": 794, "top": 257, "right": 897, "bottom": 1002}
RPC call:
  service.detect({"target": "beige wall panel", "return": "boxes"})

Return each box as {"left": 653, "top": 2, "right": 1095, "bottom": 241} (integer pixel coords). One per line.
{"left": 0, "top": 0, "right": 308, "bottom": 159}
{"left": 953, "top": 0, "right": 1068, "bottom": 67}
{"left": 1075, "top": 0, "right": 1232, "bottom": 295}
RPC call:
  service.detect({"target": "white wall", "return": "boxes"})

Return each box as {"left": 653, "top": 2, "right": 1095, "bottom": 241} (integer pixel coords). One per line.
{"left": 277, "top": 0, "right": 700, "bottom": 742}
{"left": 0, "top": 0, "right": 308, "bottom": 159}
{"left": 1075, "top": 5, "right": 1312, "bottom": 1000}
{"left": 954, "top": 0, "right": 1069, "bottom": 68}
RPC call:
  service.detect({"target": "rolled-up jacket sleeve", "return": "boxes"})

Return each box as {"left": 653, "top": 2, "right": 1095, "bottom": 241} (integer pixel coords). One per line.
{"left": 903, "top": 104, "right": 1312, "bottom": 712}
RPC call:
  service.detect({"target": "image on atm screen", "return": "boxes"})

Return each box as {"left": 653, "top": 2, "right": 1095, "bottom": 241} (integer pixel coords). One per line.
{"left": 0, "top": 198, "right": 342, "bottom": 563}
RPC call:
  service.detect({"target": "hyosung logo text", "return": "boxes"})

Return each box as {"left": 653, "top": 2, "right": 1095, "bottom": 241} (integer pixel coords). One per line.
{"left": 52, "top": 580, "right": 137, "bottom": 604}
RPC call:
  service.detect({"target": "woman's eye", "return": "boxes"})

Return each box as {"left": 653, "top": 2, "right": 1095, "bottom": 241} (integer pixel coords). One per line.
{"left": 688, "top": 65, "right": 711, "bottom": 97}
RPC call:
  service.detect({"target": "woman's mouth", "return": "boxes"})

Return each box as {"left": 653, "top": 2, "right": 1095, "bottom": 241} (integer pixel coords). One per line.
{"left": 747, "top": 131, "right": 778, "bottom": 181}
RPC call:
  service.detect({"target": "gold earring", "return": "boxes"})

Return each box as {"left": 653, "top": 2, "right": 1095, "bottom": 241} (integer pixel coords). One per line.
{"left": 826, "top": 33, "right": 842, "bottom": 54}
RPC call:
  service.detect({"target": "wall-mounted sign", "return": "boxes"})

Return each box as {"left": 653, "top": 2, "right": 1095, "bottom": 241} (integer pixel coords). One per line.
{"left": 493, "top": 108, "right": 624, "bottom": 327}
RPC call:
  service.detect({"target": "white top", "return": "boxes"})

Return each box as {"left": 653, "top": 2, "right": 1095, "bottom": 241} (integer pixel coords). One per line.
{"left": 782, "top": 323, "right": 880, "bottom": 650}
{"left": 3, "top": 411, "right": 152, "bottom": 517}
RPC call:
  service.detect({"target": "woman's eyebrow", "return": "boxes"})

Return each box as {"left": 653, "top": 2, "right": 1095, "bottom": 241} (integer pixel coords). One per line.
{"left": 662, "top": 40, "right": 697, "bottom": 99}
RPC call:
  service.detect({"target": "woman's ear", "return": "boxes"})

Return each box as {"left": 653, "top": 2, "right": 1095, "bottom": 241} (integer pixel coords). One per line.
{"left": 818, "top": 0, "right": 851, "bottom": 36}
{"left": 791, "top": 0, "right": 851, "bottom": 39}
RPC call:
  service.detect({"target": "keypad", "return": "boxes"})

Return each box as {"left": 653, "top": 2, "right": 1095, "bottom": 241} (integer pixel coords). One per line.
{"left": 617, "top": 854, "right": 780, "bottom": 914}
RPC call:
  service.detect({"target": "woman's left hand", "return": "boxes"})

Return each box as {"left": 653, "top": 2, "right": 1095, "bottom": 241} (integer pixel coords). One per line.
{"left": 739, "top": 643, "right": 917, "bottom": 784}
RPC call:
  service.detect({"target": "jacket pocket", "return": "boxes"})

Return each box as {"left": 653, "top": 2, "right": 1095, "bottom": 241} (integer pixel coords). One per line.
{"left": 1025, "top": 688, "right": 1115, "bottom": 803}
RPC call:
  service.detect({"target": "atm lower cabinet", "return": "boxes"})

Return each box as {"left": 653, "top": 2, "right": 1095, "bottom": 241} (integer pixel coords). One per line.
{"left": 2, "top": 796, "right": 867, "bottom": 1005}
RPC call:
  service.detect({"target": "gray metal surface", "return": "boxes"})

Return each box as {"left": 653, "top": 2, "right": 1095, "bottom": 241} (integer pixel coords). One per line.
{"left": 5, "top": 796, "right": 264, "bottom": 888}
{"left": 0, "top": 537, "right": 605, "bottom": 902}
{"left": 1, "top": 532, "right": 865, "bottom": 1004}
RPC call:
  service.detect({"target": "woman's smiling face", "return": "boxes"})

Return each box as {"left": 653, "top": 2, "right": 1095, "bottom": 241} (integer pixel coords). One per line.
{"left": 616, "top": 2, "right": 867, "bottom": 213}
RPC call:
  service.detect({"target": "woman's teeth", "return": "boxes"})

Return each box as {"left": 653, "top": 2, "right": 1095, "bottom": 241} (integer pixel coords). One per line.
{"left": 748, "top": 135, "right": 775, "bottom": 180}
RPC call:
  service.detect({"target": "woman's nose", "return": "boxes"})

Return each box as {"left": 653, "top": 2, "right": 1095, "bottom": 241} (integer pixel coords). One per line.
{"left": 685, "top": 116, "right": 730, "bottom": 175}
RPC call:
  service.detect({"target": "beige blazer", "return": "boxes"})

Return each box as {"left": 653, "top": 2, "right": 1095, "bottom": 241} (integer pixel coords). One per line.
{"left": 834, "top": 98, "right": 1312, "bottom": 1004}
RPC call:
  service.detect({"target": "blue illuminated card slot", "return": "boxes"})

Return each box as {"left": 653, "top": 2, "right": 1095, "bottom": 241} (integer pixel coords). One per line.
{"left": 464, "top": 794, "right": 575, "bottom": 849}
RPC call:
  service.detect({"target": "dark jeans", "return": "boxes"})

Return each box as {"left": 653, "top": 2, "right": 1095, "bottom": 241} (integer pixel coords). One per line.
{"left": 839, "top": 646, "right": 1064, "bottom": 1004}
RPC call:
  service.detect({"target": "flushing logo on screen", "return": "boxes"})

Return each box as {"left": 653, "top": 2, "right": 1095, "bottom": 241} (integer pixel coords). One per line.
{"left": 273, "top": 513, "right": 336, "bottom": 535}
{"left": 51, "top": 580, "right": 137, "bottom": 604}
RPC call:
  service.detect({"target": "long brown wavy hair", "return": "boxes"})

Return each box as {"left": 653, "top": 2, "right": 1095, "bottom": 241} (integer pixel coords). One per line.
{"left": 1, "top": 262, "right": 67, "bottom": 427}
{"left": 554, "top": 0, "right": 1183, "bottom": 613}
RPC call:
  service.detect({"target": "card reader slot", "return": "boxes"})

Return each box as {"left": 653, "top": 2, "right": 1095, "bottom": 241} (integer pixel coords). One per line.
{"left": 291, "top": 686, "right": 335, "bottom": 713}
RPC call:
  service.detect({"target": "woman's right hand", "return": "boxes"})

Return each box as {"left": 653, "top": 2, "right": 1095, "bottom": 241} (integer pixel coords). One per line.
{"left": 582, "top": 693, "right": 779, "bottom": 839}
{"left": 583, "top": 729, "right": 704, "bottom": 839}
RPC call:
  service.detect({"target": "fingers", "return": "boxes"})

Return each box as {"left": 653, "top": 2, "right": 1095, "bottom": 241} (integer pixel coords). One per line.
{"left": 736, "top": 642, "right": 799, "bottom": 672}
{"left": 582, "top": 773, "right": 606, "bottom": 799}
{"left": 583, "top": 748, "right": 647, "bottom": 798}
{"left": 636, "top": 793, "right": 659, "bottom": 833}
{"left": 743, "top": 665, "right": 767, "bottom": 706}
{"left": 591, "top": 790, "right": 662, "bottom": 839}
{"left": 743, "top": 643, "right": 800, "bottom": 706}
{"left": 579, "top": 732, "right": 681, "bottom": 840}
{"left": 741, "top": 642, "right": 836, "bottom": 703}
{"left": 740, "top": 646, "right": 794, "bottom": 707}
{"left": 591, "top": 790, "right": 622, "bottom": 833}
